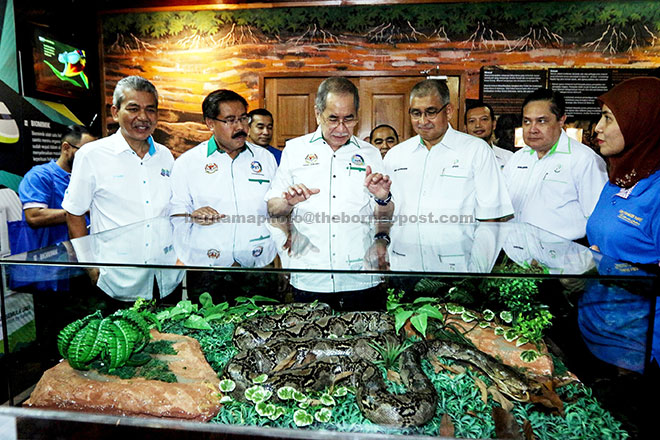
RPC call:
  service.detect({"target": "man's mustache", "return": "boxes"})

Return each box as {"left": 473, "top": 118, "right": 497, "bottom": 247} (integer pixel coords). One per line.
{"left": 232, "top": 131, "right": 248, "bottom": 139}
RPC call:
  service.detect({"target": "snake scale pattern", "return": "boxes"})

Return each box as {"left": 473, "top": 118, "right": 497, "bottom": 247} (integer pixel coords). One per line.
{"left": 222, "top": 302, "right": 535, "bottom": 427}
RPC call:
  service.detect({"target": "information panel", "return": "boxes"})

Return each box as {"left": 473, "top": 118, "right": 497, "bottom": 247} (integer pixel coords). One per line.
{"left": 480, "top": 68, "right": 547, "bottom": 115}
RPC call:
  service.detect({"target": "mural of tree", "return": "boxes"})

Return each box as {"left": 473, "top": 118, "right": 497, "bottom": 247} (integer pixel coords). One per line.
{"left": 102, "top": 1, "right": 660, "bottom": 53}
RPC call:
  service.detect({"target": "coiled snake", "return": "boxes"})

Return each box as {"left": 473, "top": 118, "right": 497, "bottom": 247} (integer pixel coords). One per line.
{"left": 223, "top": 302, "right": 534, "bottom": 427}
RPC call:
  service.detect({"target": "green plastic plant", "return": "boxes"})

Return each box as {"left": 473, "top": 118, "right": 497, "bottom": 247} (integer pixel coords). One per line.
{"left": 156, "top": 293, "right": 279, "bottom": 330}
{"left": 370, "top": 338, "right": 414, "bottom": 370}
{"left": 57, "top": 306, "right": 160, "bottom": 371}
{"left": 386, "top": 289, "right": 444, "bottom": 338}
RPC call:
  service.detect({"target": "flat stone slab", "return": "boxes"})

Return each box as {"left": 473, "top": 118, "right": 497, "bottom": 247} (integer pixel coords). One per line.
{"left": 24, "top": 330, "right": 222, "bottom": 422}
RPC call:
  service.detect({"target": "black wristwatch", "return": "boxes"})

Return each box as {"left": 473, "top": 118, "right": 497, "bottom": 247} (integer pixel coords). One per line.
{"left": 373, "top": 232, "right": 391, "bottom": 245}
{"left": 374, "top": 192, "right": 392, "bottom": 206}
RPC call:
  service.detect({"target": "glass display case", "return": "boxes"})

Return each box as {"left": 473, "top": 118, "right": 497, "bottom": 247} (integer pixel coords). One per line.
{"left": 1, "top": 216, "right": 657, "bottom": 440}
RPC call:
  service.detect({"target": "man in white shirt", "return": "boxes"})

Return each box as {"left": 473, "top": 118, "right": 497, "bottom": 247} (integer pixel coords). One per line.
{"left": 265, "top": 77, "right": 392, "bottom": 310}
{"left": 169, "top": 89, "right": 277, "bottom": 220}
{"left": 62, "top": 75, "right": 180, "bottom": 303}
{"left": 502, "top": 88, "right": 607, "bottom": 241}
{"left": 465, "top": 101, "right": 513, "bottom": 169}
{"left": 384, "top": 79, "right": 513, "bottom": 222}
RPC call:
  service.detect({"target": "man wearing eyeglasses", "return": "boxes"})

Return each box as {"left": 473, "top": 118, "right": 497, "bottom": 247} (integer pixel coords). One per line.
{"left": 13, "top": 125, "right": 96, "bottom": 253}
{"left": 169, "top": 89, "right": 277, "bottom": 221}
{"left": 384, "top": 79, "right": 513, "bottom": 223}
{"left": 265, "top": 77, "right": 392, "bottom": 310}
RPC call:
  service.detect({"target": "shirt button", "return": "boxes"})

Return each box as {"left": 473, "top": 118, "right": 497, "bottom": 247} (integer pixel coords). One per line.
{"left": 332, "top": 195, "right": 336, "bottom": 198}
{"left": 146, "top": 201, "right": 149, "bottom": 204}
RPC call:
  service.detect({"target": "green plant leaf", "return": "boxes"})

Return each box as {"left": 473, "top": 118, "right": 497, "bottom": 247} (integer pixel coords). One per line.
{"left": 199, "top": 292, "right": 214, "bottom": 309}
{"left": 416, "top": 304, "right": 444, "bottom": 320}
{"left": 410, "top": 313, "right": 428, "bottom": 337}
{"left": 394, "top": 309, "right": 414, "bottom": 333}
{"left": 293, "top": 409, "right": 313, "bottom": 426}
{"left": 182, "top": 315, "right": 212, "bottom": 330}
{"left": 219, "top": 379, "right": 236, "bottom": 392}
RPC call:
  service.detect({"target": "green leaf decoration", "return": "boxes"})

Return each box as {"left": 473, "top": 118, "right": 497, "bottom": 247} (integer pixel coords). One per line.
{"left": 416, "top": 304, "right": 444, "bottom": 320}
{"left": 277, "top": 386, "right": 296, "bottom": 400}
{"left": 315, "top": 408, "right": 333, "bottom": 423}
{"left": 220, "top": 395, "right": 233, "bottom": 403}
{"left": 182, "top": 315, "right": 212, "bottom": 330}
{"left": 445, "top": 303, "right": 465, "bottom": 314}
{"left": 500, "top": 311, "right": 513, "bottom": 323}
{"left": 245, "top": 385, "right": 272, "bottom": 403}
{"left": 461, "top": 310, "right": 478, "bottom": 323}
{"left": 66, "top": 318, "right": 102, "bottom": 369}
{"left": 412, "top": 296, "right": 439, "bottom": 304}
{"left": 292, "top": 390, "right": 308, "bottom": 403}
{"left": 255, "top": 401, "right": 276, "bottom": 417}
{"left": 331, "top": 386, "right": 348, "bottom": 397}
{"left": 394, "top": 309, "right": 414, "bottom": 333}
{"left": 268, "top": 406, "right": 285, "bottom": 421}
{"left": 57, "top": 310, "right": 102, "bottom": 359}
{"left": 482, "top": 309, "right": 495, "bottom": 321}
{"left": 198, "top": 292, "right": 214, "bottom": 310}
{"left": 521, "top": 349, "right": 541, "bottom": 363}
{"left": 293, "top": 409, "right": 313, "bottom": 427}
{"left": 494, "top": 326, "right": 505, "bottom": 336}
{"left": 252, "top": 373, "right": 268, "bottom": 384}
{"left": 219, "top": 379, "right": 236, "bottom": 392}
{"left": 320, "top": 393, "right": 335, "bottom": 406}
{"left": 410, "top": 313, "right": 428, "bottom": 337}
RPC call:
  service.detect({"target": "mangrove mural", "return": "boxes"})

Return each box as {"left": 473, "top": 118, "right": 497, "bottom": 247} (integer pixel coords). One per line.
{"left": 100, "top": 1, "right": 660, "bottom": 154}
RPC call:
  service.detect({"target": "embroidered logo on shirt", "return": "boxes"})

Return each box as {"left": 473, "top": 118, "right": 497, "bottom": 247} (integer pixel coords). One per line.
{"left": 304, "top": 153, "right": 319, "bottom": 165}
{"left": 160, "top": 168, "right": 170, "bottom": 177}
{"left": 205, "top": 163, "right": 218, "bottom": 174}
{"left": 207, "top": 249, "right": 220, "bottom": 259}
{"left": 251, "top": 161, "right": 263, "bottom": 174}
{"left": 393, "top": 167, "right": 408, "bottom": 172}
{"left": 617, "top": 209, "right": 643, "bottom": 226}
{"left": 252, "top": 246, "right": 263, "bottom": 257}
{"left": 451, "top": 159, "right": 460, "bottom": 168}
{"left": 554, "top": 164, "right": 562, "bottom": 173}
{"left": 517, "top": 166, "right": 528, "bottom": 169}
{"left": 351, "top": 154, "right": 365, "bottom": 166}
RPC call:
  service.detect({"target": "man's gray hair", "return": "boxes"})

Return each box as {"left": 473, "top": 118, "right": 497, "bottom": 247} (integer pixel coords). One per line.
{"left": 315, "top": 77, "right": 359, "bottom": 113}
{"left": 410, "top": 79, "right": 450, "bottom": 106}
{"left": 112, "top": 76, "right": 158, "bottom": 108}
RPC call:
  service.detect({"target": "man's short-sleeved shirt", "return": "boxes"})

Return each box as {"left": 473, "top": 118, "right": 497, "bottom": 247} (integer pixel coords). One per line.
{"left": 17, "top": 160, "right": 70, "bottom": 249}
{"left": 62, "top": 131, "right": 174, "bottom": 235}
{"left": 169, "top": 139, "right": 277, "bottom": 217}
{"left": 503, "top": 130, "right": 607, "bottom": 241}
{"left": 264, "top": 127, "right": 384, "bottom": 293}
{"left": 384, "top": 126, "right": 513, "bottom": 221}
{"left": 492, "top": 144, "right": 514, "bottom": 170}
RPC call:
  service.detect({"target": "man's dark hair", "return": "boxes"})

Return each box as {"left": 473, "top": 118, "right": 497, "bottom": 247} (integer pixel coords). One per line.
{"left": 410, "top": 79, "right": 450, "bottom": 106}
{"left": 522, "top": 88, "right": 565, "bottom": 120}
{"left": 61, "top": 125, "right": 91, "bottom": 147}
{"left": 315, "top": 77, "right": 359, "bottom": 113}
{"left": 248, "top": 108, "right": 273, "bottom": 125}
{"left": 202, "top": 89, "right": 248, "bottom": 119}
{"left": 369, "top": 124, "right": 399, "bottom": 143}
{"left": 464, "top": 101, "right": 495, "bottom": 124}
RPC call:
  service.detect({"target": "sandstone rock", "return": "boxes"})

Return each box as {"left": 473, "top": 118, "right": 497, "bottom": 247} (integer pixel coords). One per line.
{"left": 24, "top": 331, "right": 222, "bottom": 422}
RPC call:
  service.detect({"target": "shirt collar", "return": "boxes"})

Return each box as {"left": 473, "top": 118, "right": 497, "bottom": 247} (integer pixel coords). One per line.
{"left": 414, "top": 125, "right": 459, "bottom": 151}
{"left": 309, "top": 127, "right": 360, "bottom": 149}
{"left": 207, "top": 136, "right": 253, "bottom": 158}
{"left": 112, "top": 131, "right": 157, "bottom": 156}
{"left": 526, "top": 130, "right": 570, "bottom": 158}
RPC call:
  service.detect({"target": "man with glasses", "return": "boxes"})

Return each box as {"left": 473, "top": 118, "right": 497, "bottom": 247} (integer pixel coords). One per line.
{"left": 13, "top": 125, "right": 95, "bottom": 253}
{"left": 265, "top": 77, "right": 392, "bottom": 310}
{"left": 170, "top": 89, "right": 277, "bottom": 221}
{"left": 384, "top": 79, "right": 513, "bottom": 222}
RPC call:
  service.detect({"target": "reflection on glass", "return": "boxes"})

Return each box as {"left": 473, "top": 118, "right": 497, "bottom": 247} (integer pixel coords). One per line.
{"left": 389, "top": 222, "right": 501, "bottom": 273}
{"left": 501, "top": 222, "right": 596, "bottom": 274}
{"left": 69, "top": 219, "right": 183, "bottom": 301}
{"left": 170, "top": 216, "right": 276, "bottom": 268}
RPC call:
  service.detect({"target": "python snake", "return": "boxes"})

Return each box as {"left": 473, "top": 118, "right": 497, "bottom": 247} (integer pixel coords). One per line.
{"left": 222, "top": 303, "right": 536, "bottom": 427}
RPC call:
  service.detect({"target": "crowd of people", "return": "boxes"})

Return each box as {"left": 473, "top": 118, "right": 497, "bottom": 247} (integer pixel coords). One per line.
{"left": 11, "top": 74, "right": 660, "bottom": 304}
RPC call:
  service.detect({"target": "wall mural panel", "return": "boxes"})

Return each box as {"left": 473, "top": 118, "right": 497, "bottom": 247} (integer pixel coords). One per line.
{"left": 100, "top": 1, "right": 660, "bottom": 155}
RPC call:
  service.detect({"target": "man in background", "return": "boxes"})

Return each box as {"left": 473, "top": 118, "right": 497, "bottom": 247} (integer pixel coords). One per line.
{"left": 14, "top": 125, "right": 95, "bottom": 252}
{"left": 503, "top": 88, "right": 607, "bottom": 241}
{"left": 369, "top": 124, "right": 399, "bottom": 157}
{"left": 248, "top": 108, "right": 282, "bottom": 165}
{"left": 385, "top": 79, "right": 513, "bottom": 222}
{"left": 465, "top": 101, "right": 512, "bottom": 169}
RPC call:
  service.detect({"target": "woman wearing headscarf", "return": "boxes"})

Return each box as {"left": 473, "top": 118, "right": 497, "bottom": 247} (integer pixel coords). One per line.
{"left": 578, "top": 77, "right": 660, "bottom": 378}
{"left": 587, "top": 76, "right": 660, "bottom": 264}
